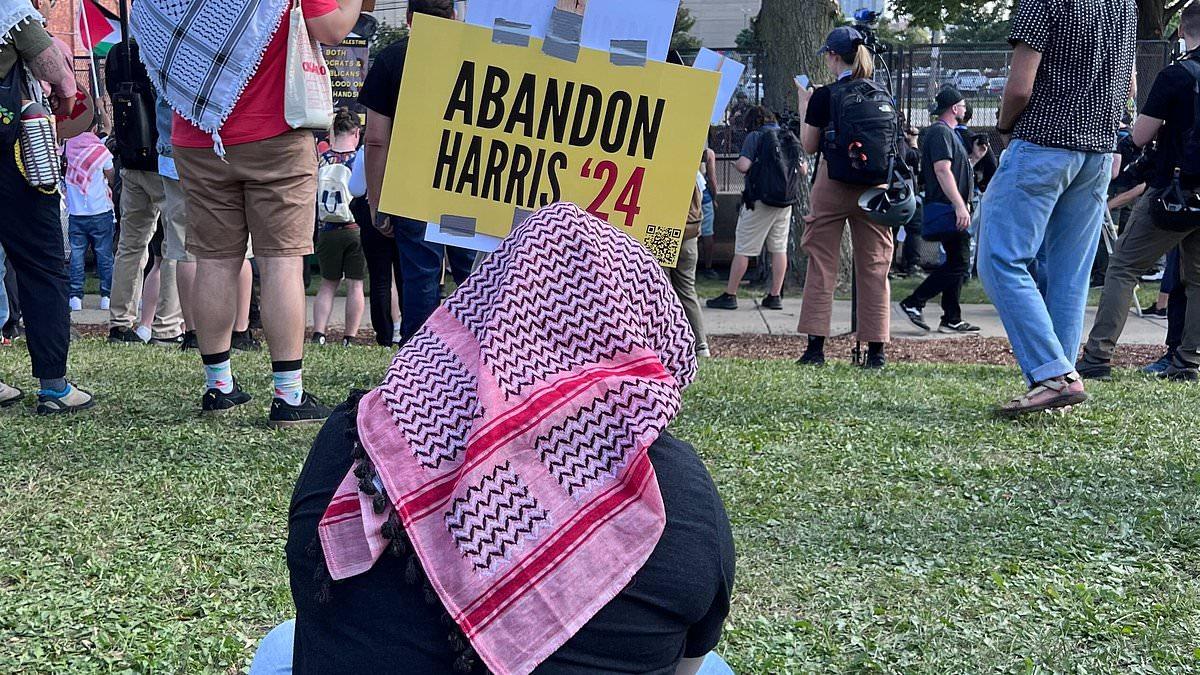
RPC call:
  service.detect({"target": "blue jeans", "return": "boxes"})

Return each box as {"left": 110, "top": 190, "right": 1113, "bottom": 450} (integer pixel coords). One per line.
{"left": 249, "top": 620, "right": 736, "bottom": 674}
{"left": 0, "top": 244, "right": 8, "bottom": 329}
{"left": 978, "top": 140, "right": 1112, "bottom": 383}
{"left": 392, "top": 216, "right": 475, "bottom": 342}
{"left": 68, "top": 211, "right": 115, "bottom": 299}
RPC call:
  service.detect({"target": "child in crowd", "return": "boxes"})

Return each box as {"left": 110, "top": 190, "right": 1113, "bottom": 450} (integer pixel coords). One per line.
{"left": 63, "top": 131, "right": 115, "bottom": 312}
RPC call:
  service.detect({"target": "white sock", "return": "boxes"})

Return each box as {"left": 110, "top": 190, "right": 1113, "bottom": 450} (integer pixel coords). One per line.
{"left": 272, "top": 369, "right": 304, "bottom": 406}
{"left": 135, "top": 326, "right": 152, "bottom": 342}
{"left": 203, "top": 359, "right": 235, "bottom": 394}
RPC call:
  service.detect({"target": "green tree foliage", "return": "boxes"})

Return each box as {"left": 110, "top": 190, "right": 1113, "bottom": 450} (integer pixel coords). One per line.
{"left": 371, "top": 21, "right": 408, "bottom": 58}
{"left": 945, "top": 4, "right": 1012, "bottom": 43}
{"left": 736, "top": 20, "right": 762, "bottom": 52}
{"left": 672, "top": 3, "right": 703, "bottom": 52}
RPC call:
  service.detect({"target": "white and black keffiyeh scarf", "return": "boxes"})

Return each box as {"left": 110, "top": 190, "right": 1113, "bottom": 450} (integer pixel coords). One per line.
{"left": 0, "top": 0, "right": 42, "bottom": 45}
{"left": 131, "top": 0, "right": 289, "bottom": 153}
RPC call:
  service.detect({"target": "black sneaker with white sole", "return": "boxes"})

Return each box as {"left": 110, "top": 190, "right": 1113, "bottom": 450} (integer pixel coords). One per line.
{"left": 268, "top": 392, "right": 332, "bottom": 428}
{"left": 310, "top": 332, "right": 327, "bottom": 346}
{"left": 150, "top": 334, "right": 184, "bottom": 347}
{"left": 108, "top": 326, "right": 147, "bottom": 344}
{"left": 938, "top": 320, "right": 981, "bottom": 334}
{"left": 201, "top": 379, "right": 252, "bottom": 415}
{"left": 705, "top": 293, "right": 738, "bottom": 310}
{"left": 231, "top": 330, "right": 262, "bottom": 352}
{"left": 898, "top": 300, "right": 930, "bottom": 331}
{"left": 1166, "top": 353, "right": 1200, "bottom": 382}
{"left": 761, "top": 294, "right": 783, "bottom": 310}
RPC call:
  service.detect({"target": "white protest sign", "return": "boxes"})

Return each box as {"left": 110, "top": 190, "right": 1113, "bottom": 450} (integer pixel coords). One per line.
{"left": 692, "top": 48, "right": 745, "bottom": 125}
{"left": 464, "top": 0, "right": 555, "bottom": 38}
{"left": 579, "top": 0, "right": 678, "bottom": 63}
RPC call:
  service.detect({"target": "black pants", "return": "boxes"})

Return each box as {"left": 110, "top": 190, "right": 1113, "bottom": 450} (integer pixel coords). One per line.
{"left": 0, "top": 143, "right": 70, "bottom": 379}
{"left": 1165, "top": 248, "right": 1187, "bottom": 350}
{"left": 904, "top": 230, "right": 971, "bottom": 324}
{"left": 360, "top": 221, "right": 402, "bottom": 346}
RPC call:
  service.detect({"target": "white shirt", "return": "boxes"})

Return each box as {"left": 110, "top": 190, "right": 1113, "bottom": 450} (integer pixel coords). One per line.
{"left": 65, "top": 158, "right": 114, "bottom": 217}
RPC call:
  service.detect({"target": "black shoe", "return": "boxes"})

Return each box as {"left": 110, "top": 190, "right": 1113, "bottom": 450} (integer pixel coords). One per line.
{"left": 1075, "top": 358, "right": 1113, "bottom": 381}
{"left": 706, "top": 293, "right": 738, "bottom": 310}
{"left": 201, "top": 379, "right": 252, "bottom": 415}
{"left": 1143, "top": 303, "right": 1167, "bottom": 319}
{"left": 1166, "top": 353, "right": 1200, "bottom": 382}
{"left": 797, "top": 349, "right": 826, "bottom": 367}
{"left": 35, "top": 383, "right": 95, "bottom": 415}
{"left": 898, "top": 300, "right": 929, "bottom": 331}
{"left": 863, "top": 351, "right": 887, "bottom": 370}
{"left": 231, "top": 330, "right": 262, "bottom": 352}
{"left": 761, "top": 294, "right": 783, "bottom": 310}
{"left": 181, "top": 330, "right": 199, "bottom": 351}
{"left": 310, "top": 332, "right": 327, "bottom": 346}
{"left": 342, "top": 336, "right": 357, "bottom": 347}
{"left": 938, "top": 320, "right": 982, "bottom": 334}
{"left": 108, "top": 326, "right": 146, "bottom": 344}
{"left": 269, "top": 392, "right": 332, "bottom": 428}
{"left": 150, "top": 334, "right": 184, "bottom": 347}
{"left": 700, "top": 268, "right": 720, "bottom": 280}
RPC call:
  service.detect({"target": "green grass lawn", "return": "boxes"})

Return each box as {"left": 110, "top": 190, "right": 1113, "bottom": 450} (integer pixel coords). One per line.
{"left": 2, "top": 342, "right": 1199, "bottom": 673}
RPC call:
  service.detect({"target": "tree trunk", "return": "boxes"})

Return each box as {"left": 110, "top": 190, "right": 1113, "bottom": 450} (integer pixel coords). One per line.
{"left": 757, "top": 0, "right": 842, "bottom": 291}
{"left": 1137, "top": 0, "right": 1165, "bottom": 39}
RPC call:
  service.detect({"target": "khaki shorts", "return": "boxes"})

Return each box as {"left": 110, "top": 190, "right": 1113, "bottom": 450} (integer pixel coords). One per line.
{"left": 174, "top": 130, "right": 317, "bottom": 259}
{"left": 160, "top": 176, "right": 195, "bottom": 262}
{"left": 734, "top": 202, "right": 792, "bottom": 257}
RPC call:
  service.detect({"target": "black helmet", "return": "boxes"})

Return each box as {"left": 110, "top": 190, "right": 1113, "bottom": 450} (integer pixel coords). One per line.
{"left": 1151, "top": 170, "right": 1200, "bottom": 232}
{"left": 858, "top": 167, "right": 916, "bottom": 228}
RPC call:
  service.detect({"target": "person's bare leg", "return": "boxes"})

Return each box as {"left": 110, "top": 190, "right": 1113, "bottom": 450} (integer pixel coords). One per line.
{"left": 313, "top": 279, "right": 338, "bottom": 336}
{"left": 255, "top": 256, "right": 306, "bottom": 363}
{"left": 137, "top": 260, "right": 162, "bottom": 337}
{"left": 176, "top": 261, "right": 197, "bottom": 330}
{"left": 390, "top": 280, "right": 401, "bottom": 343}
{"left": 194, "top": 257, "right": 242, "bottom": 355}
{"left": 234, "top": 259, "right": 252, "bottom": 333}
{"left": 725, "top": 255, "right": 751, "bottom": 295}
{"left": 770, "top": 252, "right": 788, "bottom": 297}
{"left": 344, "top": 279, "right": 364, "bottom": 339}
{"left": 1157, "top": 291, "right": 1169, "bottom": 309}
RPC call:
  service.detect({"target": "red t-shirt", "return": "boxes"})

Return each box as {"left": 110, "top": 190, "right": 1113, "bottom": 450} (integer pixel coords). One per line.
{"left": 173, "top": 0, "right": 339, "bottom": 148}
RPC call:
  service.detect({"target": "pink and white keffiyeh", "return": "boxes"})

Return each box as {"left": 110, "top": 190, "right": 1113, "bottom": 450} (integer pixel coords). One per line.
{"left": 319, "top": 202, "right": 697, "bottom": 675}
{"left": 63, "top": 132, "right": 110, "bottom": 192}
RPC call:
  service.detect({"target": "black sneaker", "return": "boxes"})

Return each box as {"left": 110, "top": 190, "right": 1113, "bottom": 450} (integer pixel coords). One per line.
{"left": 797, "top": 349, "right": 825, "bottom": 367}
{"left": 898, "top": 301, "right": 929, "bottom": 331}
{"left": 1143, "top": 303, "right": 1167, "bottom": 319}
{"left": 181, "top": 330, "right": 199, "bottom": 351}
{"left": 938, "top": 320, "right": 981, "bottom": 334}
{"left": 700, "top": 268, "right": 720, "bottom": 280}
{"left": 761, "top": 294, "right": 783, "bottom": 310}
{"left": 201, "top": 379, "right": 252, "bottom": 415}
{"left": 863, "top": 352, "right": 887, "bottom": 370}
{"left": 310, "top": 332, "right": 327, "bottom": 346}
{"left": 706, "top": 293, "right": 738, "bottom": 310}
{"left": 269, "top": 392, "right": 332, "bottom": 428}
{"left": 1075, "top": 358, "right": 1113, "bottom": 381}
{"left": 150, "top": 334, "right": 184, "bottom": 347}
{"left": 108, "top": 326, "right": 146, "bottom": 344}
{"left": 1166, "top": 353, "right": 1200, "bottom": 382}
{"left": 231, "top": 330, "right": 262, "bottom": 352}
{"left": 342, "top": 336, "right": 356, "bottom": 347}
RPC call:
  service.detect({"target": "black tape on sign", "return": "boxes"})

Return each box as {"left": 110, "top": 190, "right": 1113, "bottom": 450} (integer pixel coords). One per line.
{"left": 492, "top": 18, "right": 532, "bottom": 47}
{"left": 440, "top": 214, "right": 478, "bottom": 237}
{"left": 512, "top": 207, "right": 533, "bottom": 230}
{"left": 609, "top": 39, "right": 648, "bottom": 67}
{"left": 542, "top": 8, "right": 583, "bottom": 63}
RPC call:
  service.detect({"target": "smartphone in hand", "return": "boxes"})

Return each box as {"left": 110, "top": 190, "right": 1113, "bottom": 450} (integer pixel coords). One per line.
{"left": 794, "top": 75, "right": 811, "bottom": 89}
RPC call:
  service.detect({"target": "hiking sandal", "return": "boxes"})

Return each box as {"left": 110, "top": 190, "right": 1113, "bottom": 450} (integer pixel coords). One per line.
{"left": 35, "top": 384, "right": 95, "bottom": 415}
{"left": 0, "top": 382, "right": 22, "bottom": 408}
{"left": 996, "top": 372, "right": 1087, "bottom": 418}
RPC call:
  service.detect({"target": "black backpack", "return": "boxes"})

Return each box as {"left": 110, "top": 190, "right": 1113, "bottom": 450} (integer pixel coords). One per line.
{"left": 823, "top": 78, "right": 899, "bottom": 185}
{"left": 747, "top": 127, "right": 803, "bottom": 208}
{"left": 1174, "top": 58, "right": 1200, "bottom": 183}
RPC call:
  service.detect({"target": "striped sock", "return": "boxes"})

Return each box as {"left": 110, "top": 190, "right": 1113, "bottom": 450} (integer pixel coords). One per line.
{"left": 201, "top": 351, "right": 234, "bottom": 394}
{"left": 272, "top": 360, "right": 304, "bottom": 406}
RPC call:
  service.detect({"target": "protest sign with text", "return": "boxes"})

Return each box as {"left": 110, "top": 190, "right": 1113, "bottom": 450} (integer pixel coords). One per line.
{"left": 379, "top": 14, "right": 718, "bottom": 266}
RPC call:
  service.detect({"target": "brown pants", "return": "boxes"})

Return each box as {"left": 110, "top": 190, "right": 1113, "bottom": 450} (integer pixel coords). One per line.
{"left": 797, "top": 169, "right": 894, "bottom": 343}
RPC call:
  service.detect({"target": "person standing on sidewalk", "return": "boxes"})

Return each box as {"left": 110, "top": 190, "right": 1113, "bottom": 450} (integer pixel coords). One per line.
{"left": 360, "top": 0, "right": 475, "bottom": 344}
{"left": 705, "top": 105, "right": 800, "bottom": 312}
{"left": 977, "top": 0, "right": 1135, "bottom": 416}
{"left": 104, "top": 38, "right": 184, "bottom": 345}
{"left": 1076, "top": 3, "right": 1200, "bottom": 382}
{"left": 898, "top": 87, "right": 983, "bottom": 335}
{"left": 134, "top": 0, "right": 362, "bottom": 426}
{"left": 0, "top": 0, "right": 93, "bottom": 413}
{"left": 63, "top": 131, "right": 115, "bottom": 314}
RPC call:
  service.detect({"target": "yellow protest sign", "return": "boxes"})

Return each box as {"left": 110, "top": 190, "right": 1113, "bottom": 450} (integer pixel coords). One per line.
{"left": 380, "top": 14, "right": 719, "bottom": 266}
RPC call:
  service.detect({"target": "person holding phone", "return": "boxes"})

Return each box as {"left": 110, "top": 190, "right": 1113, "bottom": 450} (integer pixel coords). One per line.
{"left": 898, "top": 87, "right": 982, "bottom": 334}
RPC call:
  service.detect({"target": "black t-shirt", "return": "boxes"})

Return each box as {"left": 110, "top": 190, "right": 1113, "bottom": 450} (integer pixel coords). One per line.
{"left": 358, "top": 38, "right": 408, "bottom": 119}
{"left": 288, "top": 397, "right": 735, "bottom": 675}
{"left": 805, "top": 85, "right": 833, "bottom": 131}
{"left": 1142, "top": 60, "right": 1197, "bottom": 189}
{"left": 921, "top": 122, "right": 973, "bottom": 206}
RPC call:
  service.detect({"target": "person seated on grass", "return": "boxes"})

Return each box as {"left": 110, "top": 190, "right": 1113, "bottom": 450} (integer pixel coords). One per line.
{"left": 259, "top": 203, "right": 736, "bottom": 675}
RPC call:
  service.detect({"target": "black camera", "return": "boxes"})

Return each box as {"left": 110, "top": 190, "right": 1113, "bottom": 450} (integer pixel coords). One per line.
{"left": 853, "top": 9, "right": 884, "bottom": 55}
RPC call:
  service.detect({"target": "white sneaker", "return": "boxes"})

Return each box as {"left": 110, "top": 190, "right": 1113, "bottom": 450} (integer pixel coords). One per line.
{"left": 68, "top": 297, "right": 82, "bottom": 312}
{"left": 135, "top": 326, "right": 152, "bottom": 343}
{"left": 99, "top": 296, "right": 110, "bottom": 311}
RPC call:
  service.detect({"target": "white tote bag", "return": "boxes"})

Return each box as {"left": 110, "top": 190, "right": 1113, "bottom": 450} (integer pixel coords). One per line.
{"left": 284, "top": 0, "right": 334, "bottom": 130}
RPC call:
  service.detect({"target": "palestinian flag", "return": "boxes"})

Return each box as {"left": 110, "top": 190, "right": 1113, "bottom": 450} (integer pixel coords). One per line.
{"left": 77, "top": 0, "right": 122, "bottom": 57}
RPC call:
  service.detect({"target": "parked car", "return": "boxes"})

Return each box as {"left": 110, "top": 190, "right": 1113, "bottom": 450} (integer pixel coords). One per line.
{"left": 954, "top": 69, "right": 988, "bottom": 92}
{"left": 987, "top": 77, "right": 1008, "bottom": 95}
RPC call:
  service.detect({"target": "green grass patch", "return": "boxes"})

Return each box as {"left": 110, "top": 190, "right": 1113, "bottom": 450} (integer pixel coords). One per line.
{"left": 1, "top": 342, "right": 1199, "bottom": 673}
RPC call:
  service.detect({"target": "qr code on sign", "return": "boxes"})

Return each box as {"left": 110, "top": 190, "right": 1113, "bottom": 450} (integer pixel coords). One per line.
{"left": 642, "top": 224, "right": 683, "bottom": 266}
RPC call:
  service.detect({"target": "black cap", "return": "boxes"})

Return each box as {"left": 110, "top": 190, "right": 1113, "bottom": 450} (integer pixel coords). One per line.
{"left": 817, "top": 27, "right": 864, "bottom": 60}
{"left": 929, "top": 86, "right": 965, "bottom": 115}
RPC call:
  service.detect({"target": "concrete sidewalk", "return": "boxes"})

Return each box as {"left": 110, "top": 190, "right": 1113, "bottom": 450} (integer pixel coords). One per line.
{"left": 69, "top": 294, "right": 1169, "bottom": 345}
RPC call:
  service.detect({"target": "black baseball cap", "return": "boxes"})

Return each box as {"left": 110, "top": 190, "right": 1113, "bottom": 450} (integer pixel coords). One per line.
{"left": 817, "top": 27, "right": 864, "bottom": 60}
{"left": 929, "top": 86, "right": 965, "bottom": 115}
